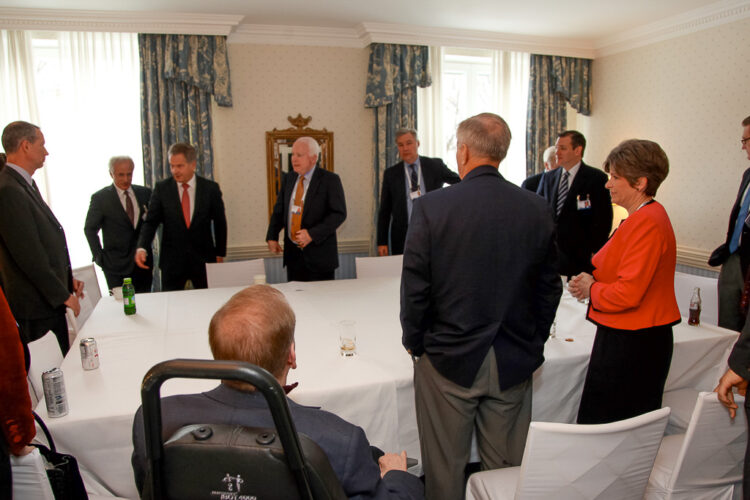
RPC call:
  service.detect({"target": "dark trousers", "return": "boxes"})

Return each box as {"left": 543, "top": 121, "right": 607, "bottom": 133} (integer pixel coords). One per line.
{"left": 744, "top": 396, "right": 750, "bottom": 500}
{"left": 104, "top": 265, "right": 153, "bottom": 293}
{"left": 18, "top": 311, "right": 70, "bottom": 358}
{"left": 1, "top": 435, "right": 9, "bottom": 499}
{"left": 286, "top": 254, "right": 335, "bottom": 282}
{"left": 161, "top": 264, "right": 209, "bottom": 291}
{"left": 577, "top": 324, "right": 673, "bottom": 424}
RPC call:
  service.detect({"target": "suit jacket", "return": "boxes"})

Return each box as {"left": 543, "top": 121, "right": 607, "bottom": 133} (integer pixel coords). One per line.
{"left": 137, "top": 175, "right": 227, "bottom": 284}
{"left": 0, "top": 166, "right": 72, "bottom": 324}
{"left": 266, "top": 167, "right": 347, "bottom": 273}
{"left": 131, "top": 385, "right": 423, "bottom": 499}
{"left": 377, "top": 156, "right": 460, "bottom": 255}
{"left": 537, "top": 162, "right": 612, "bottom": 276}
{"left": 587, "top": 201, "right": 681, "bottom": 330}
{"left": 709, "top": 167, "right": 750, "bottom": 275}
{"left": 84, "top": 184, "right": 152, "bottom": 277}
{"left": 521, "top": 172, "right": 543, "bottom": 193}
{"left": 401, "top": 166, "right": 562, "bottom": 390}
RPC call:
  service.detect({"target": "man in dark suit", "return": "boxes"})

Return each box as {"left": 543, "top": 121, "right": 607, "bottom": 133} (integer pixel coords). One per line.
{"left": 521, "top": 145, "right": 557, "bottom": 192}
{"left": 0, "top": 121, "right": 83, "bottom": 355}
{"left": 131, "top": 285, "right": 423, "bottom": 499}
{"left": 266, "top": 137, "right": 346, "bottom": 282}
{"left": 84, "top": 156, "right": 153, "bottom": 293}
{"left": 401, "top": 113, "right": 561, "bottom": 500}
{"left": 709, "top": 116, "right": 750, "bottom": 332}
{"left": 537, "top": 130, "right": 612, "bottom": 277}
{"left": 377, "top": 128, "right": 459, "bottom": 256}
{"left": 136, "top": 142, "right": 227, "bottom": 291}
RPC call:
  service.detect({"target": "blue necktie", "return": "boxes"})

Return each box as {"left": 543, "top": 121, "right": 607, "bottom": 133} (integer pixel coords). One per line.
{"left": 408, "top": 164, "right": 419, "bottom": 192}
{"left": 729, "top": 186, "right": 750, "bottom": 253}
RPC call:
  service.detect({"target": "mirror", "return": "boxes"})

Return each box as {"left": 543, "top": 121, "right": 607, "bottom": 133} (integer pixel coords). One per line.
{"left": 266, "top": 114, "right": 334, "bottom": 216}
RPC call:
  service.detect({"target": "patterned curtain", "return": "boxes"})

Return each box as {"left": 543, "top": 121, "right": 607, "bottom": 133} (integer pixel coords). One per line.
{"left": 138, "top": 34, "right": 233, "bottom": 186}
{"left": 364, "top": 43, "right": 431, "bottom": 251}
{"left": 525, "top": 55, "right": 591, "bottom": 176}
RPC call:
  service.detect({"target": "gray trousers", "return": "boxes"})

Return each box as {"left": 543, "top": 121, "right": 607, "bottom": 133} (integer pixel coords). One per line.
{"left": 414, "top": 348, "right": 532, "bottom": 500}
{"left": 719, "top": 252, "right": 746, "bottom": 332}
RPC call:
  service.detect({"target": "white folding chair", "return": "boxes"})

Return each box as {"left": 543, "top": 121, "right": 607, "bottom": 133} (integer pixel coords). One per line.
{"left": 205, "top": 259, "right": 265, "bottom": 288}
{"left": 68, "top": 264, "right": 103, "bottom": 341}
{"left": 673, "top": 271, "right": 719, "bottom": 326}
{"left": 10, "top": 448, "right": 56, "bottom": 500}
{"left": 355, "top": 254, "right": 403, "bottom": 279}
{"left": 26, "top": 331, "right": 63, "bottom": 403}
{"left": 646, "top": 392, "right": 746, "bottom": 499}
{"left": 466, "top": 407, "right": 671, "bottom": 500}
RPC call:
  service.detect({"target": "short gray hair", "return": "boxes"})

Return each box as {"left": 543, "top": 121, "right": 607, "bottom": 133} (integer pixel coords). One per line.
{"left": 296, "top": 136, "right": 320, "bottom": 159}
{"left": 108, "top": 156, "right": 134, "bottom": 175}
{"left": 2, "top": 121, "right": 40, "bottom": 153}
{"left": 456, "top": 113, "right": 511, "bottom": 163}
{"left": 395, "top": 128, "right": 418, "bottom": 142}
{"left": 542, "top": 146, "right": 556, "bottom": 165}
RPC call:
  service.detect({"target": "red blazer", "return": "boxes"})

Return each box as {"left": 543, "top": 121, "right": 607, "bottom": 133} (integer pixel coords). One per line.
{"left": 587, "top": 201, "right": 681, "bottom": 330}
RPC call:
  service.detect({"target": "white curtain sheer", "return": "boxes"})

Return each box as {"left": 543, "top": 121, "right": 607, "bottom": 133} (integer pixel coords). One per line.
{"left": 0, "top": 30, "right": 142, "bottom": 269}
{"left": 417, "top": 47, "right": 529, "bottom": 186}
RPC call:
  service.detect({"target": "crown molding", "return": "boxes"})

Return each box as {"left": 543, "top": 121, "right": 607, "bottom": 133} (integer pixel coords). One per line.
{"left": 229, "top": 24, "right": 362, "bottom": 47}
{"left": 0, "top": 7, "right": 243, "bottom": 35}
{"left": 676, "top": 245, "right": 713, "bottom": 272}
{"left": 595, "top": 0, "right": 750, "bottom": 57}
{"left": 226, "top": 239, "right": 370, "bottom": 261}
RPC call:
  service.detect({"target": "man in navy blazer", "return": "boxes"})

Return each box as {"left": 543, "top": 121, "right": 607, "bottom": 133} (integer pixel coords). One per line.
{"left": 709, "top": 116, "right": 750, "bottom": 332}
{"left": 537, "top": 130, "right": 612, "bottom": 277}
{"left": 401, "top": 113, "right": 561, "bottom": 500}
{"left": 0, "top": 121, "right": 83, "bottom": 355}
{"left": 136, "top": 143, "right": 227, "bottom": 291}
{"left": 131, "top": 285, "right": 423, "bottom": 499}
{"left": 266, "top": 137, "right": 346, "bottom": 282}
{"left": 84, "top": 156, "right": 153, "bottom": 293}
{"left": 377, "top": 128, "right": 459, "bottom": 256}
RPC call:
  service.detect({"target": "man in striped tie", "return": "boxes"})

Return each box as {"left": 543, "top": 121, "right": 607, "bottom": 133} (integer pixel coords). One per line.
{"left": 537, "top": 130, "right": 612, "bottom": 278}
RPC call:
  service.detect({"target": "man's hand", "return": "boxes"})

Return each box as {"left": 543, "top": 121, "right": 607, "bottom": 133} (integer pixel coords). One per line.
{"left": 377, "top": 245, "right": 389, "bottom": 256}
{"left": 378, "top": 451, "right": 407, "bottom": 478}
{"left": 267, "top": 240, "right": 282, "bottom": 254}
{"left": 73, "top": 278, "right": 85, "bottom": 298}
{"left": 715, "top": 368, "right": 749, "bottom": 418}
{"left": 294, "top": 230, "right": 312, "bottom": 248}
{"left": 65, "top": 294, "right": 81, "bottom": 317}
{"left": 135, "top": 248, "right": 149, "bottom": 269}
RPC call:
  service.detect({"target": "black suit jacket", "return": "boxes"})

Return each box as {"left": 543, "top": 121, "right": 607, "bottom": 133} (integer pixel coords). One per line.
{"left": 377, "top": 156, "right": 460, "bottom": 255}
{"left": 84, "top": 184, "right": 152, "bottom": 277}
{"left": 137, "top": 175, "right": 227, "bottom": 285}
{"left": 537, "top": 162, "right": 612, "bottom": 276}
{"left": 521, "top": 172, "right": 543, "bottom": 193}
{"left": 266, "top": 167, "right": 347, "bottom": 273}
{"left": 131, "top": 385, "right": 423, "bottom": 499}
{"left": 401, "top": 166, "right": 562, "bottom": 390}
{"left": 0, "top": 167, "right": 73, "bottom": 326}
{"left": 709, "top": 167, "right": 750, "bottom": 275}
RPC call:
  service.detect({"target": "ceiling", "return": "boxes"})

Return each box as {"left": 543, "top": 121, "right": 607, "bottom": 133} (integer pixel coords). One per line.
{"left": 0, "top": 0, "right": 739, "bottom": 42}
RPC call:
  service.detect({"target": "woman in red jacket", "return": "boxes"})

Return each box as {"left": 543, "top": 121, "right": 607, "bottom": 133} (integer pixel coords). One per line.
{"left": 569, "top": 139, "right": 681, "bottom": 424}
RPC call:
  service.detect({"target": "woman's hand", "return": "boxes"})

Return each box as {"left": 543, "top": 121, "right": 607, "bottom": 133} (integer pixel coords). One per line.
{"left": 569, "top": 273, "right": 595, "bottom": 300}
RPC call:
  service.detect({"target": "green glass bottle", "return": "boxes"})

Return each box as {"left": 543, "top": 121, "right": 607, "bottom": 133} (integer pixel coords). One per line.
{"left": 123, "top": 277, "right": 136, "bottom": 316}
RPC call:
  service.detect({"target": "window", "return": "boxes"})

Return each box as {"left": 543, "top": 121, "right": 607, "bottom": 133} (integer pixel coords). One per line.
{"left": 418, "top": 47, "right": 530, "bottom": 185}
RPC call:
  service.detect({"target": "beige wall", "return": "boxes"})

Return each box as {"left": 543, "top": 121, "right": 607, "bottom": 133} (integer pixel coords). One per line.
{"left": 577, "top": 17, "right": 750, "bottom": 261}
{"left": 212, "top": 44, "right": 373, "bottom": 256}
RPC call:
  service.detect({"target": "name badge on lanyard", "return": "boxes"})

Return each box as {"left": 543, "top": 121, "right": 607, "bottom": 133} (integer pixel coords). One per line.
{"left": 577, "top": 194, "right": 592, "bottom": 210}
{"left": 410, "top": 190, "right": 421, "bottom": 200}
{"left": 292, "top": 204, "right": 303, "bottom": 214}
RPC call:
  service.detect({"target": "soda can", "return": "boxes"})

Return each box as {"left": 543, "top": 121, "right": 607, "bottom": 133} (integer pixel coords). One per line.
{"left": 80, "top": 337, "right": 99, "bottom": 370}
{"left": 42, "top": 368, "right": 69, "bottom": 418}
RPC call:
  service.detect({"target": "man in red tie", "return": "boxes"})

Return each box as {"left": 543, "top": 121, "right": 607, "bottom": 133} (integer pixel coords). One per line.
{"left": 136, "top": 143, "right": 227, "bottom": 291}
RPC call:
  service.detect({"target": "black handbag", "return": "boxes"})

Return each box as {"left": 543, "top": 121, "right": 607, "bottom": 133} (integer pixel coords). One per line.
{"left": 32, "top": 412, "right": 88, "bottom": 500}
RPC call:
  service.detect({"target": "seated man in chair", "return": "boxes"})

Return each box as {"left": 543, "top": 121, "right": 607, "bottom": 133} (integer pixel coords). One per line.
{"left": 131, "top": 285, "right": 423, "bottom": 499}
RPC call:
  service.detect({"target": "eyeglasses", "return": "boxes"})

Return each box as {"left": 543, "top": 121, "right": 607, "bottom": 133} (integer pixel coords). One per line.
{"left": 742, "top": 137, "right": 750, "bottom": 146}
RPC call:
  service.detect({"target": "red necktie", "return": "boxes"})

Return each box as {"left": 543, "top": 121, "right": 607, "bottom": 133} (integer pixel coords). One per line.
{"left": 181, "top": 183, "right": 190, "bottom": 228}
{"left": 124, "top": 190, "right": 135, "bottom": 226}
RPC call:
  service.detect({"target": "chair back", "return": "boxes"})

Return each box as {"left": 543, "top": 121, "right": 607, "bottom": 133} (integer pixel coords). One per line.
{"left": 140, "top": 359, "right": 346, "bottom": 500}
{"left": 355, "top": 255, "right": 403, "bottom": 279}
{"left": 515, "top": 407, "right": 670, "bottom": 499}
{"left": 27, "top": 331, "right": 64, "bottom": 400}
{"left": 206, "top": 259, "right": 265, "bottom": 288}
{"left": 667, "top": 392, "right": 746, "bottom": 489}
{"left": 10, "top": 448, "right": 56, "bottom": 500}
{"left": 71, "top": 264, "right": 103, "bottom": 332}
{"left": 673, "top": 272, "right": 718, "bottom": 325}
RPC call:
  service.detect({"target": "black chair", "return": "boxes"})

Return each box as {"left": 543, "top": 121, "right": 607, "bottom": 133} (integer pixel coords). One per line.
{"left": 140, "top": 358, "right": 347, "bottom": 500}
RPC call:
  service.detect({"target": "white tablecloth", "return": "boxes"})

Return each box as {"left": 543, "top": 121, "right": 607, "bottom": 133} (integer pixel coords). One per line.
{"left": 35, "top": 277, "right": 738, "bottom": 499}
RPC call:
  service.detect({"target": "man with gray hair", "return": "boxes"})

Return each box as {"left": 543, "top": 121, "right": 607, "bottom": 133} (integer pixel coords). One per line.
{"left": 84, "top": 156, "right": 153, "bottom": 292}
{"left": 401, "top": 113, "right": 561, "bottom": 499}
{"left": 521, "top": 145, "right": 557, "bottom": 192}
{"left": 377, "top": 128, "right": 459, "bottom": 256}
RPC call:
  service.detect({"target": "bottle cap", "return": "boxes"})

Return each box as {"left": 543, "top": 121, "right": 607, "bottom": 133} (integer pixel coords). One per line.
{"left": 123, "top": 277, "right": 133, "bottom": 284}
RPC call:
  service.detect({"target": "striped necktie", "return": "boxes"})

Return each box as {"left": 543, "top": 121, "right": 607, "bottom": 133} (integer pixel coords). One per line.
{"left": 556, "top": 171, "right": 569, "bottom": 216}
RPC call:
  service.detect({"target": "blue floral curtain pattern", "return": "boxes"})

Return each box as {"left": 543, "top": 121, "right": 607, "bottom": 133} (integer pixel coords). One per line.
{"left": 364, "top": 43, "right": 431, "bottom": 250}
{"left": 525, "top": 54, "right": 591, "bottom": 176}
{"left": 138, "top": 34, "right": 233, "bottom": 187}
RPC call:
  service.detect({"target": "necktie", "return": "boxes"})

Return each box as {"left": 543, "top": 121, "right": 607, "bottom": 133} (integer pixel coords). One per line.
{"left": 409, "top": 164, "right": 419, "bottom": 192}
{"left": 291, "top": 177, "right": 305, "bottom": 237}
{"left": 556, "top": 171, "right": 569, "bottom": 216}
{"left": 124, "top": 190, "right": 135, "bottom": 226}
{"left": 730, "top": 185, "right": 750, "bottom": 253}
{"left": 181, "top": 183, "right": 191, "bottom": 228}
